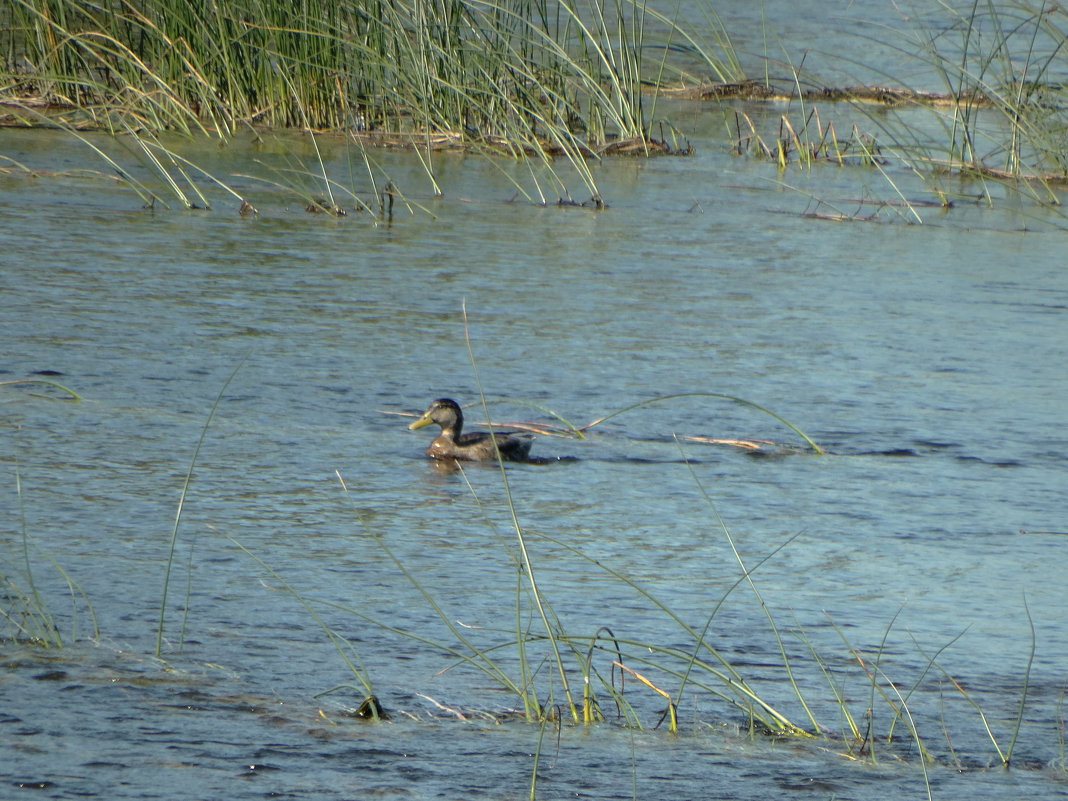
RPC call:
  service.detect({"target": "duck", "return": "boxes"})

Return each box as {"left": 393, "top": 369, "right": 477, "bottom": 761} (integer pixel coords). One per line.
{"left": 408, "top": 398, "right": 533, "bottom": 462}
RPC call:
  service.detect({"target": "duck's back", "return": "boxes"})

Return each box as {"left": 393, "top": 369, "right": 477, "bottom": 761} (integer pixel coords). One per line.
{"left": 429, "top": 430, "right": 531, "bottom": 461}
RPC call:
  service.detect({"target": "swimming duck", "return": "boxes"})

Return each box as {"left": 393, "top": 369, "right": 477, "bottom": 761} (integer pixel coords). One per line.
{"left": 408, "top": 398, "right": 533, "bottom": 462}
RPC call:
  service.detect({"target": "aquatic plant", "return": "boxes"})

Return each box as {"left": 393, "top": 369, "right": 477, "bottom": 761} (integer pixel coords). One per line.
{"left": 834, "top": 0, "right": 1068, "bottom": 210}
{"left": 916, "top": 0, "right": 1068, "bottom": 182}
{"left": 1, "top": 380, "right": 91, "bottom": 646}
{"left": 150, "top": 355, "right": 385, "bottom": 713}
{"left": 155, "top": 358, "right": 246, "bottom": 656}
{"left": 1, "top": 0, "right": 729, "bottom": 202}
{"left": 0, "top": 378, "right": 83, "bottom": 401}
{"left": 0, "top": 466, "right": 65, "bottom": 647}
{"left": 682, "top": 1, "right": 1068, "bottom": 218}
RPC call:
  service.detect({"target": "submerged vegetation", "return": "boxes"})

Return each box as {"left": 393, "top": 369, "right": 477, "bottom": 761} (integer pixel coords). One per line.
{"left": 2, "top": 0, "right": 1068, "bottom": 212}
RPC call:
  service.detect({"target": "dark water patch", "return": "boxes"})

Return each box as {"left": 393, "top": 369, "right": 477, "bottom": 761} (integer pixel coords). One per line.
{"left": 912, "top": 439, "right": 962, "bottom": 450}
{"left": 955, "top": 454, "right": 1025, "bottom": 467}
{"left": 585, "top": 454, "right": 718, "bottom": 464}
{"left": 820, "top": 437, "right": 971, "bottom": 457}
{"left": 31, "top": 670, "right": 69, "bottom": 681}
{"left": 774, "top": 774, "right": 840, "bottom": 793}
{"left": 524, "top": 454, "right": 581, "bottom": 465}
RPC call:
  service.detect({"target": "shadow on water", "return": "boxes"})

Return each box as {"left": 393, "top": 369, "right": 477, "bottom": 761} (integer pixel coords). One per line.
{"left": 818, "top": 436, "right": 1028, "bottom": 466}
{"left": 410, "top": 433, "right": 1034, "bottom": 467}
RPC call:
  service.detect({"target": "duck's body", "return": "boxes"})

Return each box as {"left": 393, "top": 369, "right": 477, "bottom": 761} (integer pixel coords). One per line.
{"left": 408, "top": 398, "right": 533, "bottom": 462}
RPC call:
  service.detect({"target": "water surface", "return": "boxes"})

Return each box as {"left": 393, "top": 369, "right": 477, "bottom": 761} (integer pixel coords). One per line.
{"left": 3, "top": 4, "right": 1068, "bottom": 800}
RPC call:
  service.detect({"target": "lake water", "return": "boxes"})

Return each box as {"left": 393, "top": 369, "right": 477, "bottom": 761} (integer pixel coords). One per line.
{"left": 3, "top": 3, "right": 1068, "bottom": 800}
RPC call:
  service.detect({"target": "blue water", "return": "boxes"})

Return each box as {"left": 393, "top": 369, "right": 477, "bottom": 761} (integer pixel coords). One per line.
{"left": 4, "top": 6, "right": 1068, "bottom": 799}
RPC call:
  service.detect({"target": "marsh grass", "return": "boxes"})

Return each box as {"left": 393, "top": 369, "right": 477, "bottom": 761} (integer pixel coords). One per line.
{"left": 919, "top": 0, "right": 1068, "bottom": 182}
{"left": 3, "top": 0, "right": 730, "bottom": 202}
{"left": 227, "top": 530, "right": 380, "bottom": 718}
{"left": 4, "top": 99, "right": 248, "bottom": 208}
{"left": 327, "top": 468, "right": 809, "bottom": 732}
{"left": 2, "top": 460, "right": 63, "bottom": 646}
{"left": 697, "top": 2, "right": 1068, "bottom": 217}
{"left": 156, "top": 355, "right": 248, "bottom": 656}
{"left": 913, "top": 599, "right": 1037, "bottom": 769}
{"left": 234, "top": 134, "right": 431, "bottom": 219}
{"left": 0, "top": 569, "right": 59, "bottom": 645}
{"left": 0, "top": 551, "right": 97, "bottom": 646}
{"left": 2, "top": 454, "right": 97, "bottom": 647}
{"left": 732, "top": 108, "right": 886, "bottom": 171}
{"left": 0, "top": 377, "right": 83, "bottom": 401}
{"left": 150, "top": 355, "right": 386, "bottom": 711}
{"left": 7, "top": 0, "right": 1068, "bottom": 215}
{"left": 1, "top": 379, "right": 93, "bottom": 646}
{"left": 835, "top": 0, "right": 1068, "bottom": 212}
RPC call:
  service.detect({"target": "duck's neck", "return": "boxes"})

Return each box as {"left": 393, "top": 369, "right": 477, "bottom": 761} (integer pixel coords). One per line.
{"left": 441, "top": 410, "right": 463, "bottom": 440}
{"left": 437, "top": 410, "right": 463, "bottom": 442}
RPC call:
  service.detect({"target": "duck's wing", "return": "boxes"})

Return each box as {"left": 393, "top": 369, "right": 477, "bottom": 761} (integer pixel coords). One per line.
{"left": 496, "top": 433, "right": 534, "bottom": 460}
{"left": 456, "top": 430, "right": 496, "bottom": 447}
{"left": 455, "top": 430, "right": 533, "bottom": 460}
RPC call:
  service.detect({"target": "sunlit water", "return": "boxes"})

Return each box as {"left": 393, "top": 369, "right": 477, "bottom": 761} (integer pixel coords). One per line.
{"left": 4, "top": 5, "right": 1068, "bottom": 800}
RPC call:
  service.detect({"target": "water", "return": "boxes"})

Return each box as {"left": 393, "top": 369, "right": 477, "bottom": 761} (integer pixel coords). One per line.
{"left": 4, "top": 9, "right": 1068, "bottom": 801}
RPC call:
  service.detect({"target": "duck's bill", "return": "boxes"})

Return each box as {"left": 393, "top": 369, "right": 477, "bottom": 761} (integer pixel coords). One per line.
{"left": 408, "top": 414, "right": 433, "bottom": 430}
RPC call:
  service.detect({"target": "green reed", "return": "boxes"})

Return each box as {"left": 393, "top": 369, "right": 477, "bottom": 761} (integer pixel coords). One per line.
{"left": 3, "top": 0, "right": 721, "bottom": 152}
{"left": 926, "top": 0, "right": 1068, "bottom": 182}
{"left": 156, "top": 355, "right": 247, "bottom": 656}
{"left": 3, "top": 0, "right": 737, "bottom": 204}
{"left": 462, "top": 303, "right": 582, "bottom": 723}
{"left": 2, "top": 459, "right": 64, "bottom": 647}
{"left": 843, "top": 0, "right": 1068, "bottom": 209}
{"left": 228, "top": 526, "right": 381, "bottom": 718}
{"left": 1, "top": 380, "right": 93, "bottom": 646}
{"left": 719, "top": 1, "right": 1068, "bottom": 216}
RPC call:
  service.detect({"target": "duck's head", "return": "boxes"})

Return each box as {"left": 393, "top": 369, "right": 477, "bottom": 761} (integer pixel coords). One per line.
{"left": 408, "top": 398, "right": 463, "bottom": 432}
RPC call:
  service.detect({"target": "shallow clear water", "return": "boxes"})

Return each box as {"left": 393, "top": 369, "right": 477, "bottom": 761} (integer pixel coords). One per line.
{"left": 4, "top": 4, "right": 1068, "bottom": 799}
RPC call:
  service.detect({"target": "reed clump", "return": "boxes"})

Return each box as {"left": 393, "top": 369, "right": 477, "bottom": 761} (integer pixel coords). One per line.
{"left": 822, "top": 0, "right": 1068, "bottom": 211}
{"left": 731, "top": 108, "right": 887, "bottom": 170}
{"left": 3, "top": 0, "right": 727, "bottom": 205}
{"left": 1, "top": 0, "right": 709, "bottom": 155}
{"left": 911, "top": 0, "right": 1068, "bottom": 184}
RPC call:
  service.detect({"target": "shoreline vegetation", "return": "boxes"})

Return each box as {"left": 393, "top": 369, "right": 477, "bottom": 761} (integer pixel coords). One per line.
{"left": 3, "top": 0, "right": 1068, "bottom": 211}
